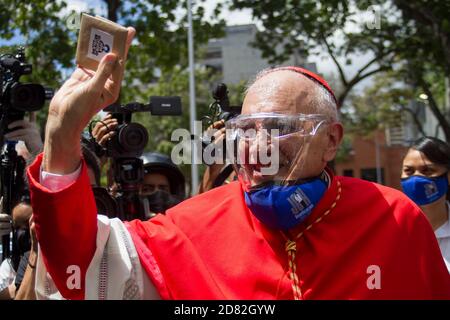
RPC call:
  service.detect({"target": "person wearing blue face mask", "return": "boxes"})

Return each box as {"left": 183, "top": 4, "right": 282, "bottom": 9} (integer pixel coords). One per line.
{"left": 401, "top": 136, "right": 450, "bottom": 272}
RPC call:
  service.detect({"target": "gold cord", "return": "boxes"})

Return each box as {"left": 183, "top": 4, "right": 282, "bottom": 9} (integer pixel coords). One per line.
{"left": 284, "top": 180, "right": 342, "bottom": 300}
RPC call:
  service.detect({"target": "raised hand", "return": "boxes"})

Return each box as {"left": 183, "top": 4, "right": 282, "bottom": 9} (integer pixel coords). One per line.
{"left": 43, "top": 27, "right": 135, "bottom": 174}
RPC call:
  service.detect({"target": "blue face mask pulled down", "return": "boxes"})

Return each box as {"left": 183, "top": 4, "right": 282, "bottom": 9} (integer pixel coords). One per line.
{"left": 401, "top": 174, "right": 448, "bottom": 206}
{"left": 244, "top": 176, "right": 328, "bottom": 230}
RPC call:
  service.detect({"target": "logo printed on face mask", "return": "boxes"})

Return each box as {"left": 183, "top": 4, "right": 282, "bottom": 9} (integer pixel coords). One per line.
{"left": 401, "top": 174, "right": 448, "bottom": 206}
{"left": 287, "top": 188, "right": 312, "bottom": 218}
{"left": 245, "top": 174, "right": 328, "bottom": 230}
{"left": 424, "top": 181, "right": 438, "bottom": 198}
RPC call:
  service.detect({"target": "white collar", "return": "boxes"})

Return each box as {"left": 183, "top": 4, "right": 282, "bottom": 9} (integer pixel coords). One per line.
{"left": 435, "top": 201, "right": 450, "bottom": 239}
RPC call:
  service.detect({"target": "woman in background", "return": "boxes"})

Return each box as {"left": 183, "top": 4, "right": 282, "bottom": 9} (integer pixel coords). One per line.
{"left": 401, "top": 136, "right": 450, "bottom": 272}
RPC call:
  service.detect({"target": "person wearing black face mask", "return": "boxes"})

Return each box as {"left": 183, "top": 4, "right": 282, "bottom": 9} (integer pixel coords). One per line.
{"left": 145, "top": 191, "right": 182, "bottom": 219}
{"left": 139, "top": 152, "right": 185, "bottom": 219}
{"left": 401, "top": 136, "right": 450, "bottom": 272}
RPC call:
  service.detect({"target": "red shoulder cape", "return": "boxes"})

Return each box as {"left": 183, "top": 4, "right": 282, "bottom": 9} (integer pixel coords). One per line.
{"left": 127, "top": 174, "right": 450, "bottom": 299}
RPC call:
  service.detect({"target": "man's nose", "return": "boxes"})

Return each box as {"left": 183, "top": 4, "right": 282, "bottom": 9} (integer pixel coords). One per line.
{"left": 248, "top": 130, "right": 272, "bottom": 163}
{"left": 249, "top": 129, "right": 271, "bottom": 144}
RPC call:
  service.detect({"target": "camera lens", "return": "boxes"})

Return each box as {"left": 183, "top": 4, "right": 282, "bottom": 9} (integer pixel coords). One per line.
{"left": 10, "top": 83, "right": 46, "bottom": 111}
{"left": 118, "top": 123, "right": 149, "bottom": 154}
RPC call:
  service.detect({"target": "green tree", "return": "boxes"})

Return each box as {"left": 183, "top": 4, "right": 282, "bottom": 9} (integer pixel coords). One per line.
{"left": 343, "top": 68, "right": 447, "bottom": 139}
{"left": 110, "top": 0, "right": 226, "bottom": 98}
{"left": 0, "top": 0, "right": 225, "bottom": 128}
{"left": 230, "top": 0, "right": 395, "bottom": 107}
{"left": 230, "top": 0, "right": 450, "bottom": 140}
{"left": 343, "top": 71, "right": 413, "bottom": 136}
{"left": 387, "top": 0, "right": 450, "bottom": 141}
{"left": 0, "top": 1, "right": 74, "bottom": 84}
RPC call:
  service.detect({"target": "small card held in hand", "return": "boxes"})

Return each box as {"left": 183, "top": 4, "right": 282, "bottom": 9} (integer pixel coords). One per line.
{"left": 76, "top": 13, "right": 128, "bottom": 70}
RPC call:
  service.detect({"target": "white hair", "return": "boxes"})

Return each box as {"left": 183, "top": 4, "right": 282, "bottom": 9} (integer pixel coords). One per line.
{"left": 312, "top": 84, "right": 339, "bottom": 122}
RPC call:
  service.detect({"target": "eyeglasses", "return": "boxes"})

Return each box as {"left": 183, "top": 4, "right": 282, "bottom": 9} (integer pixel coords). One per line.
{"left": 226, "top": 113, "right": 330, "bottom": 139}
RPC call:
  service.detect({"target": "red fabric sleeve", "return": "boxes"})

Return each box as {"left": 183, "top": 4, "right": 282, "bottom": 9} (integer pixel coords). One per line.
{"left": 27, "top": 154, "right": 97, "bottom": 300}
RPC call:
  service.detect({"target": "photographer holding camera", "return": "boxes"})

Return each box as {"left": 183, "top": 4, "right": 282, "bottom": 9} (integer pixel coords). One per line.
{"left": 1, "top": 47, "right": 51, "bottom": 274}
{"left": 0, "top": 116, "right": 42, "bottom": 299}
{"left": 198, "top": 83, "right": 241, "bottom": 194}
{"left": 0, "top": 116, "right": 43, "bottom": 240}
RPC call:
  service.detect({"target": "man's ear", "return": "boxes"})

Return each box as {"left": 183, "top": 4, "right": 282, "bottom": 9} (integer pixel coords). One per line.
{"left": 323, "top": 122, "right": 344, "bottom": 163}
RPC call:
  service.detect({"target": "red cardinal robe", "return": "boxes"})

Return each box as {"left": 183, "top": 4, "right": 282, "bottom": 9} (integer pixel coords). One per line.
{"left": 27, "top": 154, "right": 450, "bottom": 300}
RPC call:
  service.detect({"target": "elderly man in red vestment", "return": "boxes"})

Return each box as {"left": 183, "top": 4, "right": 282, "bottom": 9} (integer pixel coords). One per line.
{"left": 27, "top": 27, "right": 450, "bottom": 300}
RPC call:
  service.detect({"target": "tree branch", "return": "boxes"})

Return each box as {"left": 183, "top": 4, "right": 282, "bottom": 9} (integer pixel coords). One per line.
{"left": 398, "top": 105, "right": 426, "bottom": 137}
{"left": 419, "top": 79, "right": 450, "bottom": 141}
{"left": 435, "top": 123, "right": 442, "bottom": 138}
{"left": 321, "top": 35, "right": 348, "bottom": 87}
{"left": 394, "top": 0, "right": 450, "bottom": 73}
{"left": 104, "top": 0, "right": 121, "bottom": 22}
{"left": 338, "top": 66, "right": 390, "bottom": 107}
{"left": 354, "top": 50, "right": 394, "bottom": 81}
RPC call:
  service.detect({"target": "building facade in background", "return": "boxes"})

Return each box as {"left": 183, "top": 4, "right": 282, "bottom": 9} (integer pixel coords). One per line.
{"left": 335, "top": 96, "right": 449, "bottom": 190}
{"left": 202, "top": 24, "right": 317, "bottom": 85}
{"left": 335, "top": 130, "right": 408, "bottom": 190}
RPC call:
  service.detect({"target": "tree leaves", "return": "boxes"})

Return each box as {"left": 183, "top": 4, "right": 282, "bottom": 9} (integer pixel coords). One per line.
{"left": 0, "top": 0, "right": 225, "bottom": 137}
{"left": 231, "top": 0, "right": 450, "bottom": 140}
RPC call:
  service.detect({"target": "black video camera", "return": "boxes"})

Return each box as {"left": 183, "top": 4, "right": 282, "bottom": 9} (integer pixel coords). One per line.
{"left": 102, "top": 96, "right": 182, "bottom": 159}
{"left": 0, "top": 47, "right": 53, "bottom": 143}
{"left": 0, "top": 47, "right": 52, "bottom": 263}
{"left": 205, "top": 83, "right": 241, "bottom": 126}
{"left": 90, "top": 96, "right": 182, "bottom": 221}
{"left": 201, "top": 83, "right": 241, "bottom": 165}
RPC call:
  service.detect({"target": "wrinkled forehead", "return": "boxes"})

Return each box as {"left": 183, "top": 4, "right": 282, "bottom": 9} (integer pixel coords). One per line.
{"left": 242, "top": 70, "right": 319, "bottom": 115}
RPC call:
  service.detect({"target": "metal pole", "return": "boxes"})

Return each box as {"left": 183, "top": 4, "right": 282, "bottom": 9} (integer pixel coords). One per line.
{"left": 187, "top": 0, "right": 199, "bottom": 194}
{"left": 375, "top": 132, "right": 382, "bottom": 184}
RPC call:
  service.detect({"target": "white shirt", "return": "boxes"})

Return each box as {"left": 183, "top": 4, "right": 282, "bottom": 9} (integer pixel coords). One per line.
{"left": 37, "top": 164, "right": 159, "bottom": 300}
{"left": 0, "top": 258, "right": 15, "bottom": 292}
{"left": 435, "top": 202, "right": 450, "bottom": 273}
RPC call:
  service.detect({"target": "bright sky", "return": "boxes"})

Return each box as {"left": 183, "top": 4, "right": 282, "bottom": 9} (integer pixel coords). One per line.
{"left": 74, "top": 0, "right": 375, "bottom": 92}
{"left": 1, "top": 0, "right": 375, "bottom": 92}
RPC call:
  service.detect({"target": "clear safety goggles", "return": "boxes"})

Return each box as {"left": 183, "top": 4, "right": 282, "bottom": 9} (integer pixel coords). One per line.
{"left": 226, "top": 113, "right": 330, "bottom": 140}
{"left": 225, "top": 113, "right": 331, "bottom": 191}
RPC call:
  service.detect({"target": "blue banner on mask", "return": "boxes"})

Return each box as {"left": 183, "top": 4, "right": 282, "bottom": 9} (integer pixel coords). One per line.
{"left": 401, "top": 174, "right": 448, "bottom": 206}
{"left": 245, "top": 177, "right": 328, "bottom": 230}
